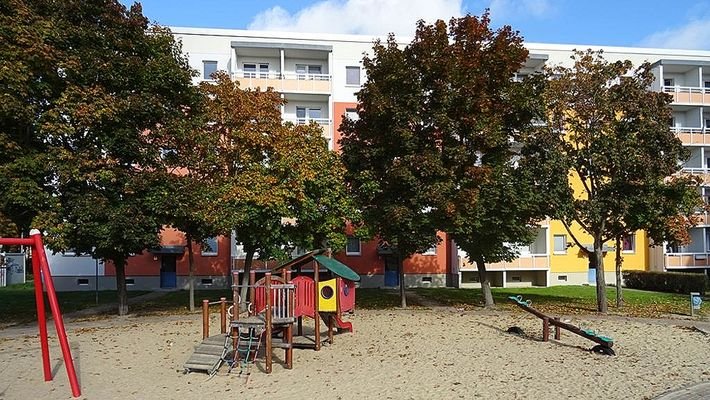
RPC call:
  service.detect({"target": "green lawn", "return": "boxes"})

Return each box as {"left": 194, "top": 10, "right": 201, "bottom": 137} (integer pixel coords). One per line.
{"left": 2, "top": 282, "right": 705, "bottom": 326}
{"left": 0, "top": 281, "right": 150, "bottom": 325}
{"left": 413, "top": 285, "right": 708, "bottom": 318}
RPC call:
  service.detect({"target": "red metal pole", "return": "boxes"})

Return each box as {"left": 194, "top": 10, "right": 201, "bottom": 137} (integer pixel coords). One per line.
{"left": 31, "top": 231, "right": 81, "bottom": 398}
{"left": 31, "top": 248, "right": 51, "bottom": 381}
{"left": 0, "top": 238, "right": 34, "bottom": 246}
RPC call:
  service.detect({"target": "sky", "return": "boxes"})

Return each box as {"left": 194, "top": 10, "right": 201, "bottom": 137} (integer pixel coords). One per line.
{"left": 121, "top": 0, "right": 710, "bottom": 50}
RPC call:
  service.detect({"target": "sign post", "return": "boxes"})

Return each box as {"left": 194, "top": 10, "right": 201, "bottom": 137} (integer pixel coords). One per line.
{"left": 690, "top": 292, "right": 702, "bottom": 317}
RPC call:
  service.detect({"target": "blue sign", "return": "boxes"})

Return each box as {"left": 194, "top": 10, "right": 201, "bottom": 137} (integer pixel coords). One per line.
{"left": 692, "top": 295, "right": 702, "bottom": 309}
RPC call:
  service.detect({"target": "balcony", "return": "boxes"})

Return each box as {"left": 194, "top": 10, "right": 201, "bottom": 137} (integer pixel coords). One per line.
{"left": 682, "top": 168, "right": 710, "bottom": 185}
{"left": 663, "top": 86, "right": 710, "bottom": 106}
{"left": 671, "top": 126, "right": 709, "bottom": 145}
{"left": 460, "top": 254, "right": 550, "bottom": 271}
{"left": 665, "top": 253, "right": 710, "bottom": 269}
{"left": 234, "top": 72, "right": 332, "bottom": 94}
{"left": 283, "top": 117, "right": 332, "bottom": 142}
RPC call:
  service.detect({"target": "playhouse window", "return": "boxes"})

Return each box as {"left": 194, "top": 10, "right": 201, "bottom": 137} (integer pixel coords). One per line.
{"left": 346, "top": 237, "right": 361, "bottom": 256}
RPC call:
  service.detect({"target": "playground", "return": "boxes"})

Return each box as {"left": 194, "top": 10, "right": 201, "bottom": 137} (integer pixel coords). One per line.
{"left": 1, "top": 305, "right": 709, "bottom": 399}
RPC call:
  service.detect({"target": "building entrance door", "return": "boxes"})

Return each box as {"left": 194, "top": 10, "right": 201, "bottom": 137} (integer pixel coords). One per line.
{"left": 384, "top": 256, "right": 399, "bottom": 287}
{"left": 160, "top": 255, "right": 177, "bottom": 288}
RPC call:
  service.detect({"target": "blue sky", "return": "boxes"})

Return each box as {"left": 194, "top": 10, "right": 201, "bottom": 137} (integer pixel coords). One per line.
{"left": 122, "top": 0, "right": 710, "bottom": 49}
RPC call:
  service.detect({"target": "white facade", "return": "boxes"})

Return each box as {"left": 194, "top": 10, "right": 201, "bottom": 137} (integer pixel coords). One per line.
{"left": 172, "top": 27, "right": 710, "bottom": 278}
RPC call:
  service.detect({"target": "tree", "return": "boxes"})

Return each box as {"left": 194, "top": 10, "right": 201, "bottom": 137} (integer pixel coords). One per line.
{"left": 341, "top": 14, "right": 541, "bottom": 308}
{"left": 10, "top": 0, "right": 201, "bottom": 315}
{"left": 609, "top": 176, "right": 705, "bottom": 307}
{"left": 534, "top": 50, "right": 697, "bottom": 313}
{"left": 198, "top": 72, "right": 354, "bottom": 305}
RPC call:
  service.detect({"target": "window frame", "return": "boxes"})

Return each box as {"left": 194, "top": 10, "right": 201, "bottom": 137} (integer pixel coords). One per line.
{"left": 345, "top": 66, "right": 361, "bottom": 86}
{"left": 553, "top": 234, "right": 567, "bottom": 254}
{"left": 203, "top": 60, "right": 218, "bottom": 80}
{"left": 622, "top": 234, "right": 635, "bottom": 253}
{"left": 201, "top": 237, "right": 219, "bottom": 256}
{"left": 345, "top": 236, "right": 361, "bottom": 256}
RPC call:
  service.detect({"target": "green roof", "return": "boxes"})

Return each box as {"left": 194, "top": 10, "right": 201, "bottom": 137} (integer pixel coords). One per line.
{"left": 313, "top": 255, "right": 361, "bottom": 282}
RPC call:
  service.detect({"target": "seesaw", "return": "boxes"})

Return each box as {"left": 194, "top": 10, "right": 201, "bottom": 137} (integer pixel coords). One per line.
{"left": 507, "top": 295, "right": 615, "bottom": 356}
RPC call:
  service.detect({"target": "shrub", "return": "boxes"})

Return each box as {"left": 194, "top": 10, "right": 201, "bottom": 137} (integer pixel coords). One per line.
{"left": 623, "top": 270, "right": 708, "bottom": 295}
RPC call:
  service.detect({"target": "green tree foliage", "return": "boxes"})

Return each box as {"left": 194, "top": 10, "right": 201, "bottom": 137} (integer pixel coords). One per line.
{"left": 198, "top": 72, "right": 356, "bottom": 303}
{"left": 341, "top": 14, "right": 543, "bottom": 307}
{"left": 529, "top": 50, "right": 701, "bottom": 313}
{"left": 1, "top": 0, "right": 200, "bottom": 315}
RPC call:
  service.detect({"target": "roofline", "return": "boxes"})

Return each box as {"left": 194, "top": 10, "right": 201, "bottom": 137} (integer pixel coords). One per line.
{"left": 168, "top": 26, "right": 710, "bottom": 59}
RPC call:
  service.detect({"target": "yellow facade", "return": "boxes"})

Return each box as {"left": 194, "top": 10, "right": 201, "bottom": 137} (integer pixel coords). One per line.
{"left": 547, "top": 167, "right": 649, "bottom": 276}
{"left": 547, "top": 219, "right": 648, "bottom": 274}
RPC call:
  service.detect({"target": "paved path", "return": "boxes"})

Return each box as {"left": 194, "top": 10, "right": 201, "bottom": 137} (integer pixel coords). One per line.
{"left": 653, "top": 381, "right": 710, "bottom": 399}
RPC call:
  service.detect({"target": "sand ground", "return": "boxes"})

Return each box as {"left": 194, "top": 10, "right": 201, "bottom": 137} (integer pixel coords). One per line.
{"left": 0, "top": 308, "right": 709, "bottom": 400}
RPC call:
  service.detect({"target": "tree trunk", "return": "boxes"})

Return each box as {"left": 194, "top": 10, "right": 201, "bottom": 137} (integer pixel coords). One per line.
{"left": 186, "top": 233, "right": 195, "bottom": 312}
{"left": 240, "top": 247, "right": 256, "bottom": 311}
{"left": 399, "top": 257, "right": 407, "bottom": 308}
{"left": 114, "top": 257, "right": 129, "bottom": 316}
{"left": 615, "top": 235, "right": 623, "bottom": 308}
{"left": 593, "top": 238, "right": 608, "bottom": 313}
{"left": 474, "top": 254, "right": 495, "bottom": 308}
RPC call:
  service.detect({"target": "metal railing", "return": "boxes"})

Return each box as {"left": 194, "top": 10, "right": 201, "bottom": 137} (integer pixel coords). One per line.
{"left": 662, "top": 85, "right": 709, "bottom": 94}
{"left": 285, "top": 117, "right": 331, "bottom": 126}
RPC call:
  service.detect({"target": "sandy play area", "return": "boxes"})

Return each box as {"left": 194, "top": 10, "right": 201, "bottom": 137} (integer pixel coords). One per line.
{"left": 0, "top": 308, "right": 709, "bottom": 400}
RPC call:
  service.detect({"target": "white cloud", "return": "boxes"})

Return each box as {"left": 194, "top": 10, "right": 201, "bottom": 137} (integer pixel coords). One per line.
{"left": 248, "top": 0, "right": 464, "bottom": 37}
{"left": 487, "top": 0, "right": 553, "bottom": 20}
{"left": 639, "top": 19, "right": 710, "bottom": 50}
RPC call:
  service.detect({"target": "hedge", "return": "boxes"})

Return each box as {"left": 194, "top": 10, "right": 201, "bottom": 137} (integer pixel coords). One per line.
{"left": 623, "top": 270, "right": 708, "bottom": 295}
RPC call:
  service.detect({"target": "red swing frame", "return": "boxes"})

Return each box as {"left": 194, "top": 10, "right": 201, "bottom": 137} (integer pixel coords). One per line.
{"left": 0, "top": 230, "right": 81, "bottom": 397}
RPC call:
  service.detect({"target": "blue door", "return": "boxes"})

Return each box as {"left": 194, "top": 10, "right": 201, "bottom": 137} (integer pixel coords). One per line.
{"left": 588, "top": 267, "right": 596, "bottom": 284}
{"left": 160, "top": 255, "right": 177, "bottom": 288}
{"left": 384, "top": 256, "right": 399, "bottom": 287}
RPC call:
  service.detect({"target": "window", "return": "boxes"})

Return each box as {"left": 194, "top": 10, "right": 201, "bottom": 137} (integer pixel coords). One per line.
{"left": 346, "top": 237, "right": 361, "bottom": 255}
{"left": 345, "top": 108, "right": 359, "bottom": 121}
{"left": 663, "top": 78, "right": 674, "bottom": 87}
{"left": 125, "top": 278, "right": 135, "bottom": 285}
{"left": 296, "top": 107, "right": 322, "bottom": 124}
{"left": 553, "top": 235, "right": 567, "bottom": 254}
{"left": 243, "top": 63, "right": 256, "bottom": 78}
{"left": 622, "top": 234, "right": 635, "bottom": 252}
{"left": 557, "top": 275, "right": 568, "bottom": 282}
{"left": 202, "top": 237, "right": 218, "bottom": 256}
{"left": 705, "top": 81, "right": 710, "bottom": 88}
{"left": 77, "top": 278, "right": 89, "bottom": 286}
{"left": 201, "top": 278, "right": 213, "bottom": 286}
{"left": 296, "top": 64, "right": 322, "bottom": 79}
{"left": 346, "top": 66, "right": 360, "bottom": 85}
{"left": 423, "top": 245, "right": 437, "bottom": 255}
{"left": 203, "top": 61, "right": 217, "bottom": 80}
{"left": 259, "top": 63, "right": 269, "bottom": 78}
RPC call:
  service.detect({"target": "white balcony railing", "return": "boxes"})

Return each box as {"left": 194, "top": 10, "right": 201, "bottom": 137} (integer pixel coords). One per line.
{"left": 233, "top": 71, "right": 332, "bottom": 93}
{"left": 670, "top": 126, "right": 706, "bottom": 134}
{"left": 661, "top": 85, "right": 710, "bottom": 105}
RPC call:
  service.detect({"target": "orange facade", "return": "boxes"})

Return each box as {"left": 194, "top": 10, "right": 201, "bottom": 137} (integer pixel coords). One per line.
{"left": 103, "top": 228, "right": 231, "bottom": 277}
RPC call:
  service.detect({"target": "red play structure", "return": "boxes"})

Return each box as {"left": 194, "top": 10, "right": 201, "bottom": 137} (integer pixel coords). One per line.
{"left": 187, "top": 249, "right": 359, "bottom": 376}
{"left": 0, "top": 230, "right": 81, "bottom": 397}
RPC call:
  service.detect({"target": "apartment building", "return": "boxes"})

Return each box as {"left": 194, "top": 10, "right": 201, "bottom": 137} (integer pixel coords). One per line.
{"left": 45, "top": 27, "right": 710, "bottom": 291}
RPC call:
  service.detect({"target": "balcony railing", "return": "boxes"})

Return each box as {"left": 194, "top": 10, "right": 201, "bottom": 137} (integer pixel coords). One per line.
{"left": 671, "top": 126, "right": 710, "bottom": 145}
{"left": 665, "top": 253, "right": 710, "bottom": 268}
{"left": 662, "top": 85, "right": 710, "bottom": 105}
{"left": 461, "top": 254, "right": 550, "bottom": 270}
{"left": 233, "top": 71, "right": 332, "bottom": 93}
